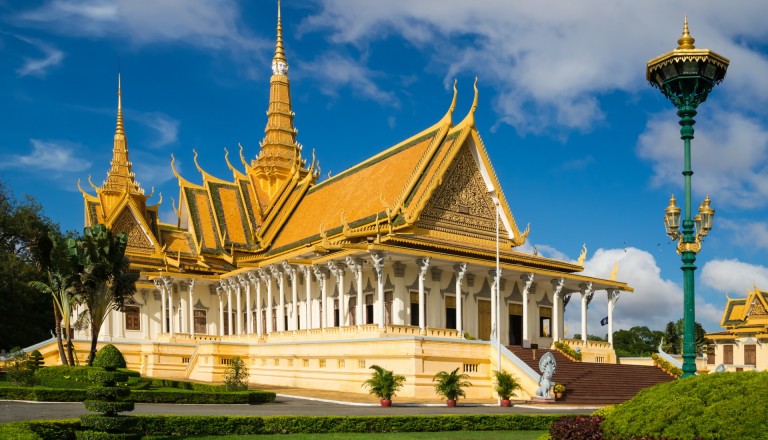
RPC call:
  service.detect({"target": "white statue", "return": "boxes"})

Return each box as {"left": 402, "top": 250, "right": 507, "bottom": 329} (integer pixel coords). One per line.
{"left": 536, "top": 352, "right": 557, "bottom": 398}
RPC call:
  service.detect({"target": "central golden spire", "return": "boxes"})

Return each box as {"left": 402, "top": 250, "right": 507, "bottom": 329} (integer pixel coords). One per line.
{"left": 677, "top": 15, "right": 696, "bottom": 50}
{"left": 103, "top": 73, "right": 142, "bottom": 195}
{"left": 253, "top": 0, "right": 303, "bottom": 197}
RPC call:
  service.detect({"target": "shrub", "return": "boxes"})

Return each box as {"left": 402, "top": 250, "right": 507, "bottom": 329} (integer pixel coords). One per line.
{"left": 92, "top": 344, "right": 126, "bottom": 370}
{"left": 601, "top": 371, "right": 768, "bottom": 439}
{"left": 549, "top": 416, "right": 604, "bottom": 440}
{"left": 6, "top": 348, "right": 38, "bottom": 386}
{"left": 651, "top": 353, "right": 683, "bottom": 377}
{"left": 36, "top": 365, "right": 94, "bottom": 384}
{"left": 29, "top": 350, "right": 45, "bottom": 370}
{"left": 130, "top": 389, "right": 275, "bottom": 404}
{"left": 223, "top": 356, "right": 249, "bottom": 391}
{"left": 554, "top": 341, "right": 582, "bottom": 361}
{"left": 433, "top": 368, "right": 472, "bottom": 402}
{"left": 493, "top": 369, "right": 521, "bottom": 400}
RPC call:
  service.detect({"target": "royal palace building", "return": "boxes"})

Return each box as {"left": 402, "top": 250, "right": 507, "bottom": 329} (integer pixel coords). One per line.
{"left": 47, "top": 2, "right": 633, "bottom": 399}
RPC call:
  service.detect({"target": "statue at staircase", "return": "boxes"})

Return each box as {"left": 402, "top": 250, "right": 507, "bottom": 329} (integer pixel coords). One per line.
{"left": 536, "top": 352, "right": 557, "bottom": 398}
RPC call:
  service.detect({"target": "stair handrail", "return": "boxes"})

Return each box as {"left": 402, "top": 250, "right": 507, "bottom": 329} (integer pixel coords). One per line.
{"left": 497, "top": 341, "right": 541, "bottom": 383}
{"left": 657, "top": 338, "right": 683, "bottom": 369}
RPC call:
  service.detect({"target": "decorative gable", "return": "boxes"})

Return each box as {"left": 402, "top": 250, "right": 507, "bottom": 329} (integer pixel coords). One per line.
{"left": 417, "top": 143, "right": 505, "bottom": 241}
{"left": 112, "top": 208, "right": 155, "bottom": 254}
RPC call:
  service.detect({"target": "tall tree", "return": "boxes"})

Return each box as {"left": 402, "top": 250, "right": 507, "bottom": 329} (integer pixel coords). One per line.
{"left": 0, "top": 179, "right": 57, "bottom": 352}
{"left": 30, "top": 230, "right": 80, "bottom": 365}
{"left": 612, "top": 326, "right": 664, "bottom": 357}
{"left": 67, "top": 224, "right": 138, "bottom": 366}
{"left": 664, "top": 321, "right": 681, "bottom": 354}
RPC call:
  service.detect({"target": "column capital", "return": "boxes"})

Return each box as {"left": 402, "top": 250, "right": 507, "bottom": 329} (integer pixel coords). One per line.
{"left": 282, "top": 261, "right": 297, "bottom": 281}
{"left": 551, "top": 278, "right": 564, "bottom": 298}
{"left": 329, "top": 261, "right": 346, "bottom": 282}
{"left": 417, "top": 257, "right": 430, "bottom": 281}
{"left": 370, "top": 251, "right": 385, "bottom": 279}
{"left": 454, "top": 263, "right": 467, "bottom": 284}
{"left": 580, "top": 282, "right": 594, "bottom": 306}
{"left": 247, "top": 270, "right": 260, "bottom": 285}
{"left": 270, "top": 264, "right": 283, "bottom": 281}
{"left": 187, "top": 278, "right": 197, "bottom": 291}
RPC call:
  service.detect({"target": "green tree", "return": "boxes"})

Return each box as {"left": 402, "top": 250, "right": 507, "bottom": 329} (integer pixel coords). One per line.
{"left": 612, "top": 326, "right": 664, "bottom": 357}
{"left": 224, "top": 356, "right": 249, "bottom": 391}
{"left": 0, "top": 180, "right": 57, "bottom": 352}
{"left": 29, "top": 230, "right": 79, "bottom": 365}
{"left": 67, "top": 224, "right": 138, "bottom": 366}
{"left": 664, "top": 321, "right": 680, "bottom": 354}
{"left": 672, "top": 318, "right": 707, "bottom": 356}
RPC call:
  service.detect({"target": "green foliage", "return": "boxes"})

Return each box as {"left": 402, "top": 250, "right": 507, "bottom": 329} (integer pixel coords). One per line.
{"left": 223, "top": 356, "right": 249, "bottom": 391}
{"left": 92, "top": 344, "right": 126, "bottom": 370}
{"left": 493, "top": 369, "right": 521, "bottom": 400}
{"left": 553, "top": 384, "right": 565, "bottom": 394}
{"left": 0, "top": 386, "right": 88, "bottom": 401}
{"left": 548, "top": 416, "right": 604, "bottom": 440}
{"left": 362, "top": 364, "right": 406, "bottom": 400}
{"left": 66, "top": 224, "right": 138, "bottom": 366}
{"left": 89, "top": 369, "right": 129, "bottom": 385}
{"left": 664, "top": 319, "right": 708, "bottom": 356}
{"left": 0, "top": 419, "right": 80, "bottom": 440}
{"left": 83, "top": 400, "right": 135, "bottom": 415}
{"left": 601, "top": 371, "right": 768, "bottom": 439}
{"left": 75, "top": 431, "right": 139, "bottom": 440}
{"left": 554, "top": 341, "right": 582, "bottom": 361}
{"left": 651, "top": 353, "right": 683, "bottom": 377}
{"left": 612, "top": 326, "right": 664, "bottom": 357}
{"left": 29, "top": 350, "right": 45, "bottom": 369}
{"left": 130, "top": 389, "right": 275, "bottom": 404}
{"left": 432, "top": 368, "right": 472, "bottom": 402}
{"left": 6, "top": 348, "right": 38, "bottom": 386}
{"left": 0, "top": 179, "right": 59, "bottom": 352}
{"left": 591, "top": 405, "right": 615, "bottom": 419}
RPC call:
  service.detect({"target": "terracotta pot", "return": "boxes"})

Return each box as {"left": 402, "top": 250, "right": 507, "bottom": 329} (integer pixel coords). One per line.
{"left": 380, "top": 399, "right": 392, "bottom": 407}
{"left": 447, "top": 399, "right": 457, "bottom": 407}
{"left": 555, "top": 392, "right": 563, "bottom": 400}
{"left": 500, "top": 399, "right": 511, "bottom": 407}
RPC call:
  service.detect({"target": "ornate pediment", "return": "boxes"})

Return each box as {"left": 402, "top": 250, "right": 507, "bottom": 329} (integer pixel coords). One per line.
{"left": 112, "top": 208, "right": 154, "bottom": 253}
{"left": 417, "top": 144, "right": 503, "bottom": 239}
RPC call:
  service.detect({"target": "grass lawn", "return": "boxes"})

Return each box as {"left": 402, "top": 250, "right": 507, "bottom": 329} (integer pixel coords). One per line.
{"left": 164, "top": 431, "right": 547, "bottom": 440}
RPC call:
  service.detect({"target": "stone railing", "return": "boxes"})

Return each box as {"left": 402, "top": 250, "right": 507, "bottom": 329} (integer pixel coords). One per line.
{"left": 558, "top": 338, "right": 616, "bottom": 364}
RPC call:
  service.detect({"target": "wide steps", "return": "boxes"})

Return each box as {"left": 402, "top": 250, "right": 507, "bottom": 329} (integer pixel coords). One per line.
{"left": 507, "top": 345, "right": 674, "bottom": 404}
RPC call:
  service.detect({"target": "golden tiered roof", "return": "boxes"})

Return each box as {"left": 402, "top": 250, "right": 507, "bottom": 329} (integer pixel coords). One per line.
{"left": 714, "top": 286, "right": 768, "bottom": 334}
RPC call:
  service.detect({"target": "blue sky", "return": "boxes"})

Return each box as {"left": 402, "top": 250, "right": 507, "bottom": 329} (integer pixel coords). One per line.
{"left": 2, "top": 0, "right": 768, "bottom": 336}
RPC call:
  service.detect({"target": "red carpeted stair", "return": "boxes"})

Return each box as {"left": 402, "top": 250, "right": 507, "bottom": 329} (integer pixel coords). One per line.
{"left": 507, "top": 346, "right": 674, "bottom": 404}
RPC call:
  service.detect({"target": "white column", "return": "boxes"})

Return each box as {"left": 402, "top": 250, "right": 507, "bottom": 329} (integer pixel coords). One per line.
{"left": 283, "top": 262, "right": 298, "bottom": 331}
{"left": 346, "top": 257, "right": 364, "bottom": 327}
{"left": 303, "top": 266, "right": 312, "bottom": 329}
{"left": 271, "top": 265, "right": 285, "bottom": 332}
{"left": 155, "top": 279, "right": 167, "bottom": 334}
{"left": 217, "top": 286, "right": 224, "bottom": 336}
{"left": 262, "top": 269, "right": 273, "bottom": 334}
{"left": 141, "top": 291, "right": 150, "bottom": 339}
{"left": 521, "top": 273, "right": 534, "bottom": 346}
{"left": 551, "top": 278, "right": 564, "bottom": 342}
{"left": 489, "top": 270, "right": 499, "bottom": 341}
{"left": 240, "top": 275, "right": 252, "bottom": 334}
{"left": 117, "top": 306, "right": 125, "bottom": 338}
{"left": 608, "top": 289, "right": 621, "bottom": 346}
{"left": 329, "top": 261, "right": 346, "bottom": 327}
{"left": 188, "top": 279, "right": 196, "bottom": 337}
{"left": 371, "top": 252, "right": 385, "bottom": 329}
{"left": 224, "top": 280, "right": 233, "bottom": 336}
{"left": 313, "top": 266, "right": 328, "bottom": 328}
{"left": 165, "top": 278, "right": 175, "bottom": 337}
{"left": 454, "top": 263, "right": 467, "bottom": 336}
{"left": 231, "top": 278, "right": 242, "bottom": 335}
{"left": 179, "top": 284, "right": 187, "bottom": 334}
{"left": 580, "top": 282, "right": 594, "bottom": 343}
{"left": 417, "top": 258, "right": 430, "bottom": 333}
{"left": 253, "top": 270, "right": 265, "bottom": 336}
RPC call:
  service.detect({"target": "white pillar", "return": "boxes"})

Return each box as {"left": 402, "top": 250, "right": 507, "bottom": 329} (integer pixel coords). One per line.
{"left": 454, "top": 263, "right": 467, "bottom": 336}
{"left": 313, "top": 266, "right": 328, "bottom": 328}
{"left": 521, "top": 273, "right": 534, "bottom": 346}
{"left": 270, "top": 265, "right": 284, "bottom": 332}
{"left": 580, "top": 282, "right": 594, "bottom": 343}
{"left": 231, "top": 278, "right": 242, "bottom": 335}
{"left": 303, "top": 266, "right": 312, "bottom": 330}
{"left": 262, "top": 269, "right": 273, "bottom": 334}
{"left": 417, "top": 258, "right": 430, "bottom": 333}
{"left": 165, "top": 278, "right": 175, "bottom": 337}
{"left": 346, "top": 256, "right": 363, "bottom": 327}
{"left": 254, "top": 270, "right": 265, "bottom": 336}
{"left": 371, "top": 252, "right": 385, "bottom": 329}
{"left": 608, "top": 289, "right": 620, "bottom": 346}
{"left": 117, "top": 306, "right": 125, "bottom": 338}
{"left": 489, "top": 270, "right": 499, "bottom": 341}
{"left": 141, "top": 291, "right": 150, "bottom": 339}
{"left": 188, "top": 279, "right": 196, "bottom": 337}
{"left": 330, "top": 261, "right": 346, "bottom": 327}
{"left": 155, "top": 279, "right": 167, "bottom": 334}
{"left": 240, "top": 275, "right": 251, "bottom": 334}
{"left": 551, "top": 278, "right": 564, "bottom": 342}
{"left": 283, "top": 262, "right": 298, "bottom": 331}
{"left": 217, "top": 286, "right": 224, "bottom": 336}
{"left": 222, "top": 280, "right": 232, "bottom": 336}
{"left": 179, "top": 284, "right": 187, "bottom": 334}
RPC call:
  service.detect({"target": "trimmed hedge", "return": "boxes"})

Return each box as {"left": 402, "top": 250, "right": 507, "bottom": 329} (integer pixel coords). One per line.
{"left": 601, "top": 371, "right": 768, "bottom": 439}
{"left": 92, "top": 345, "right": 127, "bottom": 370}
{"left": 554, "top": 341, "right": 582, "bottom": 361}
{"left": 0, "top": 386, "right": 88, "bottom": 401}
{"left": 149, "top": 378, "right": 224, "bottom": 392}
{"left": 0, "top": 419, "right": 80, "bottom": 440}
{"left": 130, "top": 389, "right": 275, "bottom": 404}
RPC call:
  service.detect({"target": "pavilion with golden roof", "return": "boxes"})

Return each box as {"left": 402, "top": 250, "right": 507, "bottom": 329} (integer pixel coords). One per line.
{"left": 706, "top": 285, "right": 768, "bottom": 371}
{"left": 60, "top": 2, "right": 634, "bottom": 398}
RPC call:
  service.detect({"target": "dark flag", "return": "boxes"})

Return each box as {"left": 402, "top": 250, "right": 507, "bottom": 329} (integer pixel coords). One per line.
{"left": 600, "top": 316, "right": 609, "bottom": 326}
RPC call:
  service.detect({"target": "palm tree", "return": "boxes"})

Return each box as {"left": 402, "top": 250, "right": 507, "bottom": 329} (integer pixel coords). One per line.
{"left": 67, "top": 224, "right": 138, "bottom": 366}
{"left": 362, "top": 365, "right": 406, "bottom": 403}
{"left": 433, "top": 367, "right": 472, "bottom": 404}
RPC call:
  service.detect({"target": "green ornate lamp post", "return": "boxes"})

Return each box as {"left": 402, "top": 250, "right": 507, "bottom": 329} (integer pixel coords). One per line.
{"left": 646, "top": 17, "right": 729, "bottom": 378}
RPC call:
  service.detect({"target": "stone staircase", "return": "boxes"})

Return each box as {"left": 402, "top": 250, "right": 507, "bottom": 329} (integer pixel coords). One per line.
{"left": 507, "top": 346, "right": 674, "bottom": 404}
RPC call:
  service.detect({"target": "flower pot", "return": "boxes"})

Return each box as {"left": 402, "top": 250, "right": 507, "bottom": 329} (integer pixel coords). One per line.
{"left": 446, "top": 399, "right": 457, "bottom": 407}
{"left": 380, "top": 399, "right": 392, "bottom": 407}
{"left": 555, "top": 392, "right": 563, "bottom": 400}
{"left": 500, "top": 399, "right": 511, "bottom": 407}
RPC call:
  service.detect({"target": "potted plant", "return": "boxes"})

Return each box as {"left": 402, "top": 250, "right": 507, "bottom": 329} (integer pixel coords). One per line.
{"left": 362, "top": 364, "right": 406, "bottom": 407}
{"left": 433, "top": 367, "right": 472, "bottom": 407}
{"left": 553, "top": 383, "right": 566, "bottom": 400}
{"left": 493, "top": 369, "right": 521, "bottom": 407}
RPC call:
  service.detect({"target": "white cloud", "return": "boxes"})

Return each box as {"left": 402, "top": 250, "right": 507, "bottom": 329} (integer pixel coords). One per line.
{"left": 0, "top": 139, "right": 91, "bottom": 174}
{"left": 10, "top": 34, "right": 64, "bottom": 77}
{"left": 131, "top": 151, "right": 175, "bottom": 185}
{"left": 17, "top": 0, "right": 267, "bottom": 56}
{"left": 301, "top": 52, "right": 399, "bottom": 107}
{"left": 701, "top": 259, "right": 768, "bottom": 297}
{"left": 305, "top": 0, "right": 768, "bottom": 134}
{"left": 718, "top": 218, "right": 768, "bottom": 252}
{"left": 637, "top": 108, "right": 768, "bottom": 209}
{"left": 130, "top": 111, "right": 179, "bottom": 148}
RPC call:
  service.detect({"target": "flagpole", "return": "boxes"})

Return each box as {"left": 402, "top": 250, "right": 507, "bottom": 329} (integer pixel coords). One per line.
{"left": 496, "top": 200, "right": 501, "bottom": 406}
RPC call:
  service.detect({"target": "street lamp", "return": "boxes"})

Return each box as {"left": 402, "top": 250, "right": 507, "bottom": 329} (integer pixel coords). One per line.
{"left": 647, "top": 17, "right": 729, "bottom": 378}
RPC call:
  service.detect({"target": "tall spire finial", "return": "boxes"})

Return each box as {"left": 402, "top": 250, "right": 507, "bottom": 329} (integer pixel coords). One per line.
{"left": 677, "top": 15, "right": 696, "bottom": 50}
{"left": 272, "top": 0, "right": 288, "bottom": 75}
{"left": 116, "top": 72, "right": 124, "bottom": 135}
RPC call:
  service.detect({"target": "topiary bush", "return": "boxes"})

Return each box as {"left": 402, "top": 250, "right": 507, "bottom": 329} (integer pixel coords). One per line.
{"left": 92, "top": 344, "right": 126, "bottom": 370}
{"left": 6, "top": 348, "right": 38, "bottom": 387}
{"left": 601, "top": 371, "right": 768, "bottom": 439}
{"left": 223, "top": 356, "right": 249, "bottom": 391}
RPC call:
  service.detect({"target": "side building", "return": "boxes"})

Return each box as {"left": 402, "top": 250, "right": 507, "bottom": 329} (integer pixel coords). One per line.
{"left": 46, "top": 3, "right": 632, "bottom": 399}
{"left": 706, "top": 285, "right": 768, "bottom": 372}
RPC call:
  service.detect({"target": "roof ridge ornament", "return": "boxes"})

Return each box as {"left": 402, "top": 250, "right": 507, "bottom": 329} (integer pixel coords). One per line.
{"left": 272, "top": 0, "right": 288, "bottom": 75}
{"left": 677, "top": 15, "right": 695, "bottom": 50}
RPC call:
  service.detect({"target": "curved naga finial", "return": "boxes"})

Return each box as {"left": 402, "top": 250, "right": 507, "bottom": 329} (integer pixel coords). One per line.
{"left": 192, "top": 149, "right": 204, "bottom": 175}
{"left": 441, "top": 79, "right": 458, "bottom": 125}
{"left": 577, "top": 243, "right": 588, "bottom": 266}
{"left": 609, "top": 259, "right": 619, "bottom": 280}
{"left": 535, "top": 352, "right": 557, "bottom": 399}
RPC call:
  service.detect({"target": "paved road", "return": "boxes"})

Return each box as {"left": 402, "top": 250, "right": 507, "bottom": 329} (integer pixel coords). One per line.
{"left": 1, "top": 395, "right": 595, "bottom": 423}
